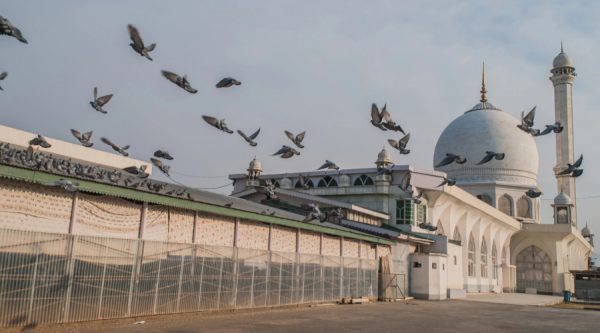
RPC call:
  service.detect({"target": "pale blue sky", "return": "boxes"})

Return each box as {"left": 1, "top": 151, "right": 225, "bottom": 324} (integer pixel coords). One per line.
{"left": 2, "top": 1, "right": 599, "bottom": 254}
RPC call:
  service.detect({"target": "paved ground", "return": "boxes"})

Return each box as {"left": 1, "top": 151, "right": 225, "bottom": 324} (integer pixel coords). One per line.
{"left": 464, "top": 293, "right": 563, "bottom": 306}
{"left": 15, "top": 299, "right": 599, "bottom": 333}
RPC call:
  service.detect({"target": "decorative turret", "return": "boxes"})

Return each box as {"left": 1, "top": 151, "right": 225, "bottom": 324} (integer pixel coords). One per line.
{"left": 246, "top": 157, "right": 262, "bottom": 186}
{"left": 375, "top": 146, "right": 393, "bottom": 170}
{"left": 582, "top": 223, "right": 594, "bottom": 247}
{"left": 552, "top": 191, "right": 574, "bottom": 225}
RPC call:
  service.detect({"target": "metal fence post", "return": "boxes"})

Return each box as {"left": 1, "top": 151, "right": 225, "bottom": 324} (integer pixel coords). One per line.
{"left": 216, "top": 257, "right": 224, "bottom": 309}
{"left": 320, "top": 256, "right": 324, "bottom": 302}
{"left": 196, "top": 251, "right": 205, "bottom": 311}
{"left": 26, "top": 235, "right": 41, "bottom": 324}
{"left": 277, "top": 259, "right": 282, "bottom": 306}
{"left": 264, "top": 252, "right": 271, "bottom": 307}
{"left": 62, "top": 235, "right": 78, "bottom": 322}
{"left": 339, "top": 257, "right": 344, "bottom": 299}
{"left": 97, "top": 240, "right": 109, "bottom": 319}
{"left": 152, "top": 245, "right": 164, "bottom": 315}
{"left": 231, "top": 247, "right": 239, "bottom": 308}
{"left": 175, "top": 247, "right": 187, "bottom": 312}
{"left": 126, "top": 240, "right": 143, "bottom": 317}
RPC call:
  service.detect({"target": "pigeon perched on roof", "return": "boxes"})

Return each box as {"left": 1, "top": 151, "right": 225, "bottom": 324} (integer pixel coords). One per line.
{"left": 0, "top": 16, "right": 27, "bottom": 43}
{"left": 153, "top": 150, "right": 173, "bottom": 160}
{"left": 272, "top": 145, "right": 300, "bottom": 159}
{"left": 418, "top": 222, "right": 438, "bottom": 231}
{"left": 302, "top": 203, "right": 326, "bottom": 222}
{"left": 150, "top": 158, "right": 170, "bottom": 176}
{"left": 0, "top": 71, "right": 7, "bottom": 91}
{"left": 216, "top": 77, "right": 241, "bottom": 88}
{"left": 284, "top": 130, "right": 306, "bottom": 149}
{"left": 100, "top": 137, "right": 129, "bottom": 156}
{"left": 237, "top": 128, "right": 260, "bottom": 146}
{"left": 123, "top": 165, "right": 149, "bottom": 178}
{"left": 388, "top": 133, "right": 411, "bottom": 154}
{"left": 127, "top": 24, "right": 156, "bottom": 61}
{"left": 318, "top": 160, "right": 339, "bottom": 170}
{"left": 476, "top": 151, "right": 505, "bottom": 165}
{"left": 435, "top": 153, "right": 467, "bottom": 167}
{"left": 255, "top": 180, "right": 278, "bottom": 200}
{"left": 161, "top": 70, "right": 198, "bottom": 94}
{"left": 539, "top": 122, "right": 564, "bottom": 136}
{"left": 43, "top": 179, "right": 79, "bottom": 192}
{"left": 70, "top": 129, "right": 93, "bottom": 147}
{"left": 202, "top": 115, "right": 234, "bottom": 134}
{"left": 29, "top": 135, "right": 51, "bottom": 148}
{"left": 556, "top": 154, "right": 584, "bottom": 178}
{"left": 525, "top": 188, "right": 543, "bottom": 198}
{"left": 90, "top": 87, "right": 113, "bottom": 114}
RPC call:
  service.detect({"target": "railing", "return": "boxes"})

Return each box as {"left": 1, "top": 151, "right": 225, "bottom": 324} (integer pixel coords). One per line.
{"left": 0, "top": 228, "right": 378, "bottom": 328}
{"left": 379, "top": 273, "right": 407, "bottom": 300}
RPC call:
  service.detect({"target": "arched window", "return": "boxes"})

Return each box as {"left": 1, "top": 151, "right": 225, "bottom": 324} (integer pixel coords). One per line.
{"left": 501, "top": 247, "right": 506, "bottom": 265}
{"left": 468, "top": 234, "right": 476, "bottom": 277}
{"left": 498, "top": 195, "right": 513, "bottom": 216}
{"left": 516, "top": 196, "right": 532, "bottom": 218}
{"left": 492, "top": 243, "right": 498, "bottom": 279}
{"left": 317, "top": 176, "right": 338, "bottom": 188}
{"left": 353, "top": 174, "right": 374, "bottom": 186}
{"left": 437, "top": 221, "right": 445, "bottom": 236}
{"left": 294, "top": 178, "right": 314, "bottom": 188}
{"left": 481, "top": 238, "right": 488, "bottom": 278}
{"left": 453, "top": 227, "right": 462, "bottom": 242}
{"left": 477, "top": 194, "right": 493, "bottom": 206}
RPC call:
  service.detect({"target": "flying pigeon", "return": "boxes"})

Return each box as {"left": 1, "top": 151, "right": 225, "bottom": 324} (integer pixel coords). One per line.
{"left": 517, "top": 106, "right": 540, "bottom": 135}
{"left": 388, "top": 133, "right": 411, "bottom": 154}
{"left": 436, "top": 177, "right": 456, "bottom": 187}
{"left": 202, "top": 115, "right": 234, "bottom": 133}
{"left": 272, "top": 145, "right": 300, "bottom": 159}
{"left": 370, "top": 103, "right": 388, "bottom": 131}
{"left": 380, "top": 106, "right": 405, "bottom": 134}
{"left": 284, "top": 130, "right": 306, "bottom": 149}
{"left": 150, "top": 157, "right": 171, "bottom": 176}
{"left": 476, "top": 151, "right": 505, "bottom": 165}
{"left": 100, "top": 137, "right": 129, "bottom": 156}
{"left": 216, "top": 77, "right": 241, "bottom": 88}
{"left": 123, "top": 165, "right": 149, "bottom": 178}
{"left": 0, "top": 71, "right": 7, "bottom": 90}
{"left": 70, "top": 129, "right": 93, "bottom": 147}
{"left": 318, "top": 160, "right": 340, "bottom": 170}
{"left": 539, "top": 122, "right": 564, "bottom": 136}
{"left": 127, "top": 24, "right": 156, "bottom": 61}
{"left": 90, "top": 87, "right": 113, "bottom": 114}
{"left": 0, "top": 16, "right": 27, "bottom": 43}
{"left": 161, "top": 70, "right": 198, "bottom": 93}
{"left": 556, "top": 154, "right": 584, "bottom": 178}
{"left": 435, "top": 153, "right": 467, "bottom": 167}
{"left": 525, "top": 189, "right": 543, "bottom": 198}
{"left": 398, "top": 172, "right": 412, "bottom": 194}
{"left": 302, "top": 203, "right": 326, "bottom": 222}
{"left": 29, "top": 135, "right": 51, "bottom": 148}
{"left": 153, "top": 150, "right": 174, "bottom": 160}
{"left": 255, "top": 179, "right": 278, "bottom": 200}
{"left": 237, "top": 128, "right": 260, "bottom": 146}
{"left": 43, "top": 179, "right": 79, "bottom": 192}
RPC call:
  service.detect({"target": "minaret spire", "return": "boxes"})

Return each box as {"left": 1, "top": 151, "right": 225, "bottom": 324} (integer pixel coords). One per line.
{"left": 561, "top": 41, "right": 564, "bottom": 53}
{"left": 480, "top": 62, "right": 488, "bottom": 103}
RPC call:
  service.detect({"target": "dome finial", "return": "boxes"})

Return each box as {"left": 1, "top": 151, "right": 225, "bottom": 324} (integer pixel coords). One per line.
{"left": 561, "top": 41, "right": 564, "bottom": 53}
{"left": 480, "top": 62, "right": 488, "bottom": 103}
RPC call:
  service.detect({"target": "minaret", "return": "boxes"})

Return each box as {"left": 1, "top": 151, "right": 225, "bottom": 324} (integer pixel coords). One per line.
{"left": 550, "top": 43, "right": 577, "bottom": 225}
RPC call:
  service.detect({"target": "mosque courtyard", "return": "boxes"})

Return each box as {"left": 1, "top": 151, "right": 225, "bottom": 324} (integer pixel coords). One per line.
{"left": 14, "top": 297, "right": 598, "bottom": 333}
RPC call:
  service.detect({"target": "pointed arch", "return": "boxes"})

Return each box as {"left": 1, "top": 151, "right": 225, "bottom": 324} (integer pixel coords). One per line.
{"left": 353, "top": 174, "right": 374, "bottom": 186}
{"left": 516, "top": 196, "right": 532, "bottom": 218}
{"left": 453, "top": 227, "right": 462, "bottom": 243}
{"left": 492, "top": 242, "right": 498, "bottom": 279}
{"left": 317, "top": 176, "right": 337, "bottom": 188}
{"left": 468, "top": 233, "right": 476, "bottom": 277}
{"left": 498, "top": 194, "right": 514, "bottom": 216}
{"left": 437, "top": 221, "right": 445, "bottom": 236}
{"left": 481, "top": 238, "right": 488, "bottom": 278}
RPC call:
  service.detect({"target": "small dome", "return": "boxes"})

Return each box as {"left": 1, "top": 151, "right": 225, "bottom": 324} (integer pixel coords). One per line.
{"left": 554, "top": 191, "right": 573, "bottom": 205}
{"left": 279, "top": 177, "right": 292, "bottom": 189}
{"left": 375, "top": 146, "right": 392, "bottom": 165}
{"left": 582, "top": 223, "right": 593, "bottom": 237}
{"left": 338, "top": 174, "right": 351, "bottom": 187}
{"left": 553, "top": 51, "right": 574, "bottom": 68}
{"left": 247, "top": 158, "right": 262, "bottom": 172}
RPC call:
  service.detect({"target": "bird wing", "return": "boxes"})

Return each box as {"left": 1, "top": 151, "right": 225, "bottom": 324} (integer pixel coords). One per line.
{"left": 248, "top": 128, "right": 261, "bottom": 140}
{"left": 381, "top": 104, "right": 392, "bottom": 122}
{"left": 70, "top": 129, "right": 82, "bottom": 141}
{"left": 370, "top": 103, "right": 382, "bottom": 123}
{"left": 388, "top": 139, "right": 400, "bottom": 150}
{"left": 398, "top": 133, "right": 410, "bottom": 149}
{"left": 161, "top": 70, "right": 180, "bottom": 84}
{"left": 146, "top": 43, "right": 156, "bottom": 51}
{"left": 281, "top": 151, "right": 295, "bottom": 158}
{"left": 127, "top": 24, "right": 144, "bottom": 49}
{"left": 236, "top": 129, "right": 250, "bottom": 142}
{"left": 556, "top": 167, "right": 572, "bottom": 175}
{"left": 202, "top": 115, "right": 220, "bottom": 128}
{"left": 150, "top": 157, "right": 163, "bottom": 168}
{"left": 573, "top": 154, "right": 583, "bottom": 168}
{"left": 317, "top": 161, "right": 329, "bottom": 170}
{"left": 215, "top": 78, "right": 230, "bottom": 88}
{"left": 93, "top": 87, "right": 97, "bottom": 100}
{"left": 100, "top": 137, "right": 118, "bottom": 150}
{"left": 284, "top": 130, "right": 295, "bottom": 141}
{"left": 11, "top": 26, "right": 27, "bottom": 43}
{"left": 435, "top": 154, "right": 455, "bottom": 167}
{"left": 523, "top": 106, "right": 536, "bottom": 127}
{"left": 121, "top": 145, "right": 130, "bottom": 150}
{"left": 540, "top": 125, "right": 553, "bottom": 136}
{"left": 476, "top": 152, "right": 494, "bottom": 165}
{"left": 96, "top": 94, "right": 113, "bottom": 106}
{"left": 296, "top": 131, "right": 306, "bottom": 142}
{"left": 272, "top": 146, "right": 290, "bottom": 155}
{"left": 82, "top": 131, "right": 93, "bottom": 141}
{"left": 400, "top": 172, "right": 411, "bottom": 191}
{"left": 123, "top": 166, "right": 140, "bottom": 174}
{"left": 0, "top": 72, "right": 7, "bottom": 80}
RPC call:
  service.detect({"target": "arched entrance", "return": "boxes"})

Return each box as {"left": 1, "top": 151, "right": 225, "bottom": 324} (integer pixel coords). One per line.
{"left": 516, "top": 245, "right": 552, "bottom": 294}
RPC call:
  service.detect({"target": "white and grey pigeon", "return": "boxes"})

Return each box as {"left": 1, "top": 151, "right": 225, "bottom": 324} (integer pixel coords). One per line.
{"left": 436, "top": 177, "right": 456, "bottom": 187}
{"left": 153, "top": 150, "right": 174, "bottom": 160}
{"left": 43, "top": 179, "right": 79, "bottom": 192}
{"left": 0, "top": 16, "right": 27, "bottom": 44}
{"left": 435, "top": 153, "right": 467, "bottom": 167}
{"left": 100, "top": 137, "right": 129, "bottom": 156}
{"left": 302, "top": 203, "right": 326, "bottom": 222}
{"left": 272, "top": 145, "right": 300, "bottom": 159}
{"left": 255, "top": 180, "right": 278, "bottom": 200}
{"left": 517, "top": 106, "right": 540, "bottom": 136}
{"left": 318, "top": 160, "right": 340, "bottom": 170}
{"left": 161, "top": 70, "right": 197, "bottom": 93}
{"left": 370, "top": 103, "right": 388, "bottom": 131}
{"left": 380, "top": 105, "right": 406, "bottom": 134}
{"left": 150, "top": 158, "right": 171, "bottom": 176}
{"left": 123, "top": 165, "right": 149, "bottom": 178}
{"left": 284, "top": 130, "right": 306, "bottom": 149}
{"left": 90, "top": 87, "right": 113, "bottom": 114}
{"left": 29, "top": 135, "right": 51, "bottom": 148}
{"left": 216, "top": 77, "right": 241, "bottom": 88}
{"left": 0, "top": 71, "right": 7, "bottom": 91}
{"left": 388, "top": 133, "right": 411, "bottom": 154}
{"left": 237, "top": 128, "right": 260, "bottom": 146}
{"left": 525, "top": 188, "right": 543, "bottom": 198}
{"left": 202, "top": 115, "right": 234, "bottom": 134}
{"left": 128, "top": 24, "right": 156, "bottom": 61}
{"left": 476, "top": 151, "right": 505, "bottom": 165}
{"left": 539, "top": 122, "right": 564, "bottom": 136}
{"left": 70, "top": 129, "right": 93, "bottom": 147}
{"left": 398, "top": 172, "right": 413, "bottom": 194}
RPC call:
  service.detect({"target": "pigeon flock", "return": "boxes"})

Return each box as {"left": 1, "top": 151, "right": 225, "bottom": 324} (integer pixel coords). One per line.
{"left": 0, "top": 14, "right": 585, "bottom": 223}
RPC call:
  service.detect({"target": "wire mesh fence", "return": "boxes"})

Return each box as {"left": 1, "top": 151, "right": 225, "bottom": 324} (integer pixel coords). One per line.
{"left": 0, "top": 228, "right": 378, "bottom": 328}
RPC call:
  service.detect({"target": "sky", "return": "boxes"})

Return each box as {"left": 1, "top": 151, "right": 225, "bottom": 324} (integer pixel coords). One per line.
{"left": 1, "top": 1, "right": 599, "bottom": 255}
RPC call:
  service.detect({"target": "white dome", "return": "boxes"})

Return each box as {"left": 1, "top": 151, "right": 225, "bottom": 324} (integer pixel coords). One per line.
{"left": 434, "top": 106, "right": 539, "bottom": 187}
{"left": 375, "top": 146, "right": 393, "bottom": 166}
{"left": 554, "top": 191, "right": 573, "bottom": 205}
{"left": 247, "top": 158, "right": 262, "bottom": 172}
{"left": 553, "top": 51, "right": 574, "bottom": 68}
{"left": 582, "top": 223, "right": 593, "bottom": 237}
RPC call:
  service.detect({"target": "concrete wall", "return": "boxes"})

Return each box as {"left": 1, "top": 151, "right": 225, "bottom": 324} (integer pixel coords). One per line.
{"left": 410, "top": 253, "right": 448, "bottom": 300}
{"left": 447, "top": 242, "right": 464, "bottom": 290}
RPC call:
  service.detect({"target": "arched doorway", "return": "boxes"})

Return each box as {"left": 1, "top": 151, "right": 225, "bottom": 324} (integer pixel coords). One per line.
{"left": 516, "top": 245, "right": 552, "bottom": 294}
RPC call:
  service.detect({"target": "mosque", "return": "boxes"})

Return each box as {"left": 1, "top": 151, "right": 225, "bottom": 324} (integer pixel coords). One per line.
{"left": 230, "top": 47, "right": 594, "bottom": 298}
